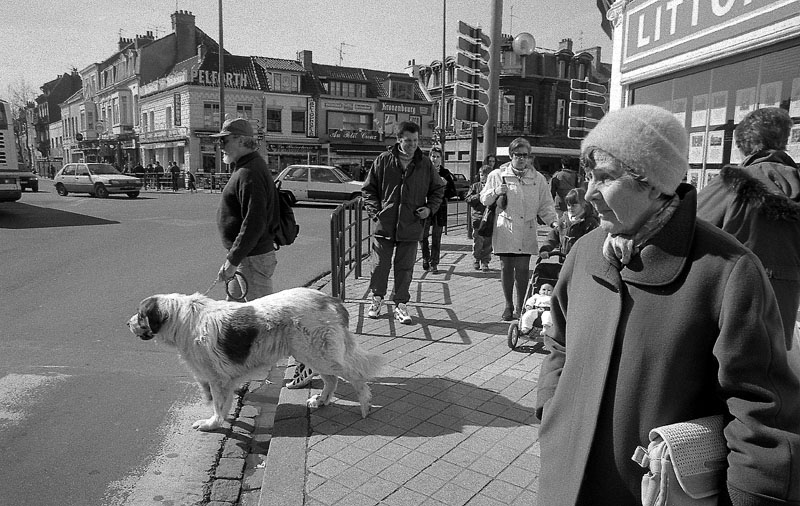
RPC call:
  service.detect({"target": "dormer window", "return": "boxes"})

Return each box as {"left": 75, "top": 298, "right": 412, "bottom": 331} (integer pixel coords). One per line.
{"left": 390, "top": 81, "right": 414, "bottom": 100}
{"left": 272, "top": 73, "right": 300, "bottom": 93}
{"left": 328, "top": 81, "right": 367, "bottom": 98}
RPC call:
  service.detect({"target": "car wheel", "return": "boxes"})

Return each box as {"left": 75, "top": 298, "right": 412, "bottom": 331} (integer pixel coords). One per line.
{"left": 31, "top": 183, "right": 38, "bottom": 192}
{"left": 95, "top": 183, "right": 109, "bottom": 198}
{"left": 127, "top": 191, "right": 140, "bottom": 198}
{"left": 55, "top": 183, "right": 68, "bottom": 196}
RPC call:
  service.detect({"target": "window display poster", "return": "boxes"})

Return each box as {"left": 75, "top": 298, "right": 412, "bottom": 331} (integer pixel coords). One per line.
{"left": 709, "top": 91, "right": 728, "bottom": 126}
{"left": 729, "top": 142, "right": 743, "bottom": 165}
{"left": 735, "top": 87, "right": 756, "bottom": 123}
{"left": 689, "top": 132, "right": 705, "bottom": 164}
{"left": 787, "top": 125, "right": 800, "bottom": 162}
{"left": 687, "top": 169, "right": 702, "bottom": 188}
{"left": 383, "top": 113, "right": 397, "bottom": 136}
{"left": 672, "top": 97, "right": 687, "bottom": 126}
{"left": 704, "top": 169, "right": 721, "bottom": 188}
{"left": 692, "top": 94, "right": 708, "bottom": 127}
{"left": 790, "top": 78, "right": 800, "bottom": 118}
{"left": 707, "top": 131, "right": 724, "bottom": 164}
{"left": 758, "top": 81, "right": 782, "bottom": 109}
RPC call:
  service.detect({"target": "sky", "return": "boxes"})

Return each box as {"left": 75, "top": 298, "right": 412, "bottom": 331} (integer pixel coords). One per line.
{"left": 0, "top": 0, "right": 612, "bottom": 103}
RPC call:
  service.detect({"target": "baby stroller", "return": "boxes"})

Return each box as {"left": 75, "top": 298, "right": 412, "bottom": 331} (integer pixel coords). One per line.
{"left": 507, "top": 251, "right": 566, "bottom": 350}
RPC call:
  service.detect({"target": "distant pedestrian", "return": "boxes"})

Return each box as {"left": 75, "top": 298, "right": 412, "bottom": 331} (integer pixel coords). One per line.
{"left": 550, "top": 156, "right": 580, "bottom": 216}
{"left": 186, "top": 170, "right": 197, "bottom": 193}
{"left": 419, "top": 146, "right": 456, "bottom": 274}
{"left": 465, "top": 164, "right": 493, "bottom": 271}
{"left": 170, "top": 162, "right": 181, "bottom": 192}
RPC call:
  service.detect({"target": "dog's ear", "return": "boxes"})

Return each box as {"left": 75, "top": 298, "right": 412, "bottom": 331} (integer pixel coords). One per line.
{"left": 140, "top": 296, "right": 166, "bottom": 334}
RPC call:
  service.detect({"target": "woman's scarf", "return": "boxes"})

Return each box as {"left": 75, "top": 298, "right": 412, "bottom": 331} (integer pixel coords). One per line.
{"left": 602, "top": 194, "right": 680, "bottom": 269}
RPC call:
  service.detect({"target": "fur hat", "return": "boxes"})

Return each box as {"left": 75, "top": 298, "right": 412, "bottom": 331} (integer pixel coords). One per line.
{"left": 582, "top": 105, "right": 689, "bottom": 195}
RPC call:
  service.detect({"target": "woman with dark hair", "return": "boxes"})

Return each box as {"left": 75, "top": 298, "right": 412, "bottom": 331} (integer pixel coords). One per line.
{"left": 480, "top": 137, "right": 558, "bottom": 320}
{"left": 420, "top": 146, "right": 456, "bottom": 274}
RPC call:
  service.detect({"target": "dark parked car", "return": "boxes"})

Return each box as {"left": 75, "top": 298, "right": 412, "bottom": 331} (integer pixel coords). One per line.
{"left": 18, "top": 172, "right": 38, "bottom": 192}
{"left": 452, "top": 173, "right": 470, "bottom": 200}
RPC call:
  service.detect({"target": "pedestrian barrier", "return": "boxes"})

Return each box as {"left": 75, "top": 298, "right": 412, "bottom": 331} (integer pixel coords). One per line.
{"left": 329, "top": 198, "right": 471, "bottom": 300}
{"left": 330, "top": 197, "right": 372, "bottom": 300}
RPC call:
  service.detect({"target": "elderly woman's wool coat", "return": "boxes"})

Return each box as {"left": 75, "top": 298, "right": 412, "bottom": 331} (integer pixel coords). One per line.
{"left": 479, "top": 163, "right": 557, "bottom": 255}
{"left": 535, "top": 184, "right": 800, "bottom": 506}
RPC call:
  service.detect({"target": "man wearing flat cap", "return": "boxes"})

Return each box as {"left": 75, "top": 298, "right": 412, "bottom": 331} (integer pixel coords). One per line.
{"left": 211, "top": 117, "right": 279, "bottom": 301}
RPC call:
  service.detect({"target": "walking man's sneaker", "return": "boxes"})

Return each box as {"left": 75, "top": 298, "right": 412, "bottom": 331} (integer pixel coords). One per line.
{"left": 481, "top": 263, "right": 490, "bottom": 272}
{"left": 473, "top": 260, "right": 481, "bottom": 270}
{"left": 394, "top": 303, "right": 413, "bottom": 324}
{"left": 368, "top": 296, "right": 383, "bottom": 318}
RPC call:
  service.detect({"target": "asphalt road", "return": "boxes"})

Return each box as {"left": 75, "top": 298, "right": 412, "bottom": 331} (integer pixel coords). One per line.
{"left": 0, "top": 186, "right": 335, "bottom": 505}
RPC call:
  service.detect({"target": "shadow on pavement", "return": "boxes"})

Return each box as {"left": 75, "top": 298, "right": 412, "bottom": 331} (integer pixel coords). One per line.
{"left": 304, "top": 375, "right": 540, "bottom": 437}
{"left": 0, "top": 202, "right": 119, "bottom": 229}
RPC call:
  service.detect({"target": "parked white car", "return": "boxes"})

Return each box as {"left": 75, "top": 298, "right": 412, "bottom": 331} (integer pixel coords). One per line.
{"left": 275, "top": 165, "right": 362, "bottom": 205}
{"left": 54, "top": 163, "right": 143, "bottom": 198}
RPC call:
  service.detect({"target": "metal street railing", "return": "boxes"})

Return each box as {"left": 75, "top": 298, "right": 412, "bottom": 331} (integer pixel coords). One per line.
{"left": 329, "top": 198, "right": 470, "bottom": 300}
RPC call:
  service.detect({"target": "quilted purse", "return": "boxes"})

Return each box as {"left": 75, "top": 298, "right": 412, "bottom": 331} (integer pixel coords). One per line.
{"left": 632, "top": 415, "right": 727, "bottom": 506}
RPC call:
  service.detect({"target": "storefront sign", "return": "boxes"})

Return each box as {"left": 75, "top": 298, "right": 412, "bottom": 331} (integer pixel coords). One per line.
{"left": 307, "top": 98, "right": 317, "bottom": 137}
{"left": 267, "top": 143, "right": 321, "bottom": 153}
{"left": 328, "top": 129, "right": 380, "bottom": 141}
{"left": 191, "top": 69, "right": 253, "bottom": 89}
{"left": 174, "top": 93, "right": 181, "bottom": 126}
{"left": 381, "top": 102, "right": 431, "bottom": 115}
{"left": 324, "top": 101, "right": 374, "bottom": 112}
{"left": 622, "top": 0, "right": 799, "bottom": 71}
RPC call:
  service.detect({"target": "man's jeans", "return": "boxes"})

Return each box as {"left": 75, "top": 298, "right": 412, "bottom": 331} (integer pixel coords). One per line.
{"left": 369, "top": 236, "right": 417, "bottom": 304}
{"left": 227, "top": 250, "right": 278, "bottom": 302}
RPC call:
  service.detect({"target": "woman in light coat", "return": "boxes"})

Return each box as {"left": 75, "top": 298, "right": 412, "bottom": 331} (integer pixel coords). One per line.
{"left": 536, "top": 105, "right": 800, "bottom": 506}
{"left": 480, "top": 137, "right": 557, "bottom": 320}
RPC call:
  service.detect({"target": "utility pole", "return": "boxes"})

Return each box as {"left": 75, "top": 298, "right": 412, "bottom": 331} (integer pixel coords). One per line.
{"left": 439, "top": 0, "right": 446, "bottom": 155}
{"left": 483, "top": 0, "right": 503, "bottom": 160}
{"left": 218, "top": 0, "right": 226, "bottom": 173}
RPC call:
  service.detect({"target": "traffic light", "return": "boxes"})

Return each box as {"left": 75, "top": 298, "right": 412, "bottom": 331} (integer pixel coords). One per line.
{"left": 454, "top": 21, "right": 490, "bottom": 127}
{"left": 567, "top": 79, "right": 607, "bottom": 139}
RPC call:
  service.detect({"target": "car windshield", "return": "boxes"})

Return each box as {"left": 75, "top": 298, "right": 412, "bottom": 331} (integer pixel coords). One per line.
{"left": 332, "top": 168, "right": 352, "bottom": 181}
{"left": 87, "top": 164, "right": 122, "bottom": 175}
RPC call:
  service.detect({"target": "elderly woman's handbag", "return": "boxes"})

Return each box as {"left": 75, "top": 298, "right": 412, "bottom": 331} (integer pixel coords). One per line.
{"left": 632, "top": 415, "right": 727, "bottom": 506}
{"left": 477, "top": 204, "right": 496, "bottom": 237}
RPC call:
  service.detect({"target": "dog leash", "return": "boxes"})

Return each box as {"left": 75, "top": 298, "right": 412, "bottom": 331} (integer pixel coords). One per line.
{"left": 202, "top": 272, "right": 248, "bottom": 302}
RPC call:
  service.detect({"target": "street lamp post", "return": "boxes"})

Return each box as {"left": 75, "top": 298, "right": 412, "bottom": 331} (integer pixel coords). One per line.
{"left": 439, "top": 0, "right": 447, "bottom": 155}
{"left": 482, "top": 0, "right": 503, "bottom": 159}
{"left": 218, "top": 0, "right": 225, "bottom": 173}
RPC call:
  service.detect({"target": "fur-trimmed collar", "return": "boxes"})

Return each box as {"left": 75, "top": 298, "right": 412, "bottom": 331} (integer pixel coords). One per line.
{"left": 719, "top": 165, "right": 800, "bottom": 222}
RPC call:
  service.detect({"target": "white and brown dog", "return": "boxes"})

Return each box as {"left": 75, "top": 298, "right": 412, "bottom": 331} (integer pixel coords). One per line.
{"left": 127, "top": 287, "right": 384, "bottom": 431}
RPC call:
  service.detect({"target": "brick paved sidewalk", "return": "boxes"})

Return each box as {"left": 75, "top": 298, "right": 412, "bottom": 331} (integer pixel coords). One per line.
{"left": 257, "top": 229, "right": 549, "bottom": 506}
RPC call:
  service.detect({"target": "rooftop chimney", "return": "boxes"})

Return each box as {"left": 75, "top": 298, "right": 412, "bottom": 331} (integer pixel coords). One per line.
{"left": 559, "top": 38, "right": 573, "bottom": 52}
{"left": 172, "top": 10, "right": 197, "bottom": 62}
{"left": 297, "top": 50, "right": 313, "bottom": 70}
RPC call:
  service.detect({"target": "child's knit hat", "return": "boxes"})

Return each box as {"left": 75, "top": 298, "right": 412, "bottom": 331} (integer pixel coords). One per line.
{"left": 581, "top": 105, "right": 689, "bottom": 196}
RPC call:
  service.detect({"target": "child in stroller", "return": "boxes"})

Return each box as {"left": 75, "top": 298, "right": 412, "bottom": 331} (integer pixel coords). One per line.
{"left": 519, "top": 283, "right": 554, "bottom": 336}
{"left": 507, "top": 257, "right": 564, "bottom": 349}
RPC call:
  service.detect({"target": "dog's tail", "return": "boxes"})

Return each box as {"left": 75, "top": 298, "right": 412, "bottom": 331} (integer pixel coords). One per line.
{"left": 342, "top": 330, "right": 385, "bottom": 381}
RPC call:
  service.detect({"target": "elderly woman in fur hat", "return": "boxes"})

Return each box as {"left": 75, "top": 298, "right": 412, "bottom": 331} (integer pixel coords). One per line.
{"left": 535, "top": 105, "right": 800, "bottom": 506}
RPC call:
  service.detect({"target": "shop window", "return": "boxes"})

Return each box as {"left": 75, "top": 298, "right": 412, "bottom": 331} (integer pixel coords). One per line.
{"left": 203, "top": 103, "right": 220, "bottom": 129}
{"left": 630, "top": 44, "right": 800, "bottom": 180}
{"left": 326, "top": 111, "right": 373, "bottom": 130}
{"left": 237, "top": 104, "right": 252, "bottom": 119}
{"left": 291, "top": 110, "right": 305, "bottom": 133}
{"left": 267, "top": 109, "right": 282, "bottom": 132}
